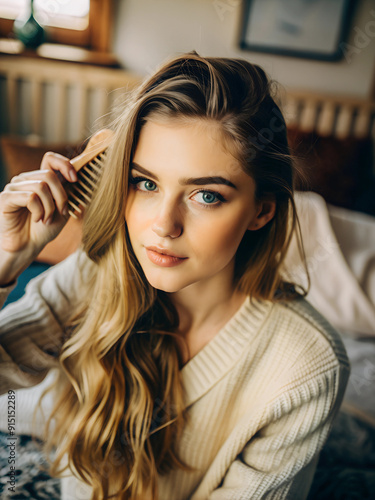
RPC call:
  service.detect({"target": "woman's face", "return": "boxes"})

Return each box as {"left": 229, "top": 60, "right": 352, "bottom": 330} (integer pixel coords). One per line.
{"left": 125, "top": 119, "right": 272, "bottom": 294}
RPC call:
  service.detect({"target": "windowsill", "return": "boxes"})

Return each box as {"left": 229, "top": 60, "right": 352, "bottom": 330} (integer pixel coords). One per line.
{"left": 0, "top": 38, "right": 120, "bottom": 67}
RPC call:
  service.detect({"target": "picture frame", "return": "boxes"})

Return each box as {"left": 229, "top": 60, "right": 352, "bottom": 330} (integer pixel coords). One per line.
{"left": 239, "top": 0, "right": 354, "bottom": 61}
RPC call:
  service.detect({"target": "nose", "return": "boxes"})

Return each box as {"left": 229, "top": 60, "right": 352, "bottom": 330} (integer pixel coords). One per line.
{"left": 151, "top": 197, "right": 183, "bottom": 239}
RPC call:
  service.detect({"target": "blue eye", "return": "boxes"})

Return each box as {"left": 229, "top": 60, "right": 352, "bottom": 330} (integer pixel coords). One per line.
{"left": 128, "top": 175, "right": 227, "bottom": 209}
{"left": 129, "top": 176, "right": 157, "bottom": 191}
{"left": 193, "top": 190, "right": 226, "bottom": 207}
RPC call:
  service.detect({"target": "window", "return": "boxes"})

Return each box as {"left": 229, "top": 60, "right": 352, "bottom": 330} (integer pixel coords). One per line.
{"left": 0, "top": 0, "right": 112, "bottom": 51}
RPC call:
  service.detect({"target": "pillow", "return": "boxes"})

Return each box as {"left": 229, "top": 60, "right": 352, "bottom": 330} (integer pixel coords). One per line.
{"left": 0, "top": 135, "right": 84, "bottom": 265}
{"left": 284, "top": 191, "right": 375, "bottom": 337}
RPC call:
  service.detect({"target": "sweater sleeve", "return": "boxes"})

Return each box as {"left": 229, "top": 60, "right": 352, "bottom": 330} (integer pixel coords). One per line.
{"left": 208, "top": 361, "right": 350, "bottom": 500}
{"left": 0, "top": 249, "right": 94, "bottom": 395}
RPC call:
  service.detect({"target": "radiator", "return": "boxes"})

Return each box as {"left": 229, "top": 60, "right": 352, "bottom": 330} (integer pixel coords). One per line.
{"left": 0, "top": 55, "right": 140, "bottom": 144}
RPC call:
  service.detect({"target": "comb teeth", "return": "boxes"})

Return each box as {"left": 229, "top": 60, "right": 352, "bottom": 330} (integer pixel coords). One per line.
{"left": 67, "top": 151, "right": 107, "bottom": 219}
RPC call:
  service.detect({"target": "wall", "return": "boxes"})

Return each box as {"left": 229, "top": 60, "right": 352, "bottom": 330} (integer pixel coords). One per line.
{"left": 113, "top": 0, "right": 375, "bottom": 98}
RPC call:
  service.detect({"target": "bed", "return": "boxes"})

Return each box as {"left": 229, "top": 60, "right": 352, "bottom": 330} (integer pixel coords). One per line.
{"left": 0, "top": 55, "right": 374, "bottom": 499}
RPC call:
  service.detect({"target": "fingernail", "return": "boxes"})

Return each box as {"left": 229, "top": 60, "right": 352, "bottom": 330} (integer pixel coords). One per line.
{"left": 62, "top": 205, "right": 69, "bottom": 216}
{"left": 69, "top": 169, "right": 77, "bottom": 182}
{"left": 45, "top": 216, "right": 53, "bottom": 225}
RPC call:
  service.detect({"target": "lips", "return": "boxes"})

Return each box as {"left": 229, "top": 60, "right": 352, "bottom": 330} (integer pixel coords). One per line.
{"left": 145, "top": 247, "right": 188, "bottom": 268}
{"left": 145, "top": 246, "right": 187, "bottom": 259}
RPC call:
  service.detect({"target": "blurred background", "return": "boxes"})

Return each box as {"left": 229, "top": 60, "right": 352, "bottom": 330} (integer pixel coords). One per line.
{"left": 0, "top": 1, "right": 375, "bottom": 499}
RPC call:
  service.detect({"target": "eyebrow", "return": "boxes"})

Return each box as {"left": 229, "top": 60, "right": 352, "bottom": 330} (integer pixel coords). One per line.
{"left": 130, "top": 162, "right": 238, "bottom": 189}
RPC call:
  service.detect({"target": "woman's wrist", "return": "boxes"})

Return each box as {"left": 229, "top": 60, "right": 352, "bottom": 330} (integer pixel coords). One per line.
{"left": 0, "top": 277, "right": 17, "bottom": 289}
{"left": 0, "top": 246, "right": 37, "bottom": 287}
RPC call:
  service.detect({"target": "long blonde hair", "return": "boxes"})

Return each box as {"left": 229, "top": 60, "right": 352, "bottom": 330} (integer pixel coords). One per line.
{"left": 37, "top": 51, "right": 308, "bottom": 499}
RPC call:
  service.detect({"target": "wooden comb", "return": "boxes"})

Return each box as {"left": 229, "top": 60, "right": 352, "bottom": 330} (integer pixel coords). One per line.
{"left": 66, "top": 129, "right": 114, "bottom": 219}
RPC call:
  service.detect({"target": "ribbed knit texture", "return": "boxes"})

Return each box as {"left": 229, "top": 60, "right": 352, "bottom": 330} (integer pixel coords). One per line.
{"left": 0, "top": 250, "right": 350, "bottom": 499}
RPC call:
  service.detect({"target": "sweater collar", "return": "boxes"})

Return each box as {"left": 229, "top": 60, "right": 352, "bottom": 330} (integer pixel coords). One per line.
{"left": 180, "top": 296, "right": 272, "bottom": 408}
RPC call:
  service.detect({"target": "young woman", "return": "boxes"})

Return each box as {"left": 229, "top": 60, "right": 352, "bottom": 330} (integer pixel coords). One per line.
{"left": 0, "top": 52, "right": 350, "bottom": 500}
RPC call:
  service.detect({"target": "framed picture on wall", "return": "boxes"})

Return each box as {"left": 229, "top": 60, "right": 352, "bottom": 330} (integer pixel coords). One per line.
{"left": 239, "top": 0, "right": 353, "bottom": 61}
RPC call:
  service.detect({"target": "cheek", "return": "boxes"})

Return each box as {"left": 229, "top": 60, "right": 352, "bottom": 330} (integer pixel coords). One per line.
{"left": 193, "top": 211, "right": 249, "bottom": 259}
{"left": 125, "top": 193, "right": 151, "bottom": 235}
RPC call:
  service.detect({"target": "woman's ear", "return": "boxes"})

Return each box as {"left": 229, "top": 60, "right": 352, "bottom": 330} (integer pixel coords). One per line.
{"left": 247, "top": 199, "right": 276, "bottom": 231}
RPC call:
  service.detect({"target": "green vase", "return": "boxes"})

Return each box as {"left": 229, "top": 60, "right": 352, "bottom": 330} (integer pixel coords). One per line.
{"left": 13, "top": 0, "right": 45, "bottom": 49}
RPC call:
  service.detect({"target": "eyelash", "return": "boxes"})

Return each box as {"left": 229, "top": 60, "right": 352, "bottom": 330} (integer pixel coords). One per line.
{"left": 128, "top": 175, "right": 227, "bottom": 209}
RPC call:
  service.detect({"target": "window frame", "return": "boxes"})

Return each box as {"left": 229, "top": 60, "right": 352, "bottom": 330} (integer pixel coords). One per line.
{"left": 0, "top": 0, "right": 113, "bottom": 52}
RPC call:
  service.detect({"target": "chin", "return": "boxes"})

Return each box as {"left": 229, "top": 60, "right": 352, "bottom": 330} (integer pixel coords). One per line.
{"left": 142, "top": 271, "right": 190, "bottom": 293}
{"left": 146, "top": 278, "right": 186, "bottom": 293}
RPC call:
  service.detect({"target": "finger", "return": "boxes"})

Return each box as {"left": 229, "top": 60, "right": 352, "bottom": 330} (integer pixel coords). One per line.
{"left": 7, "top": 173, "right": 69, "bottom": 217}
{"left": 5, "top": 179, "right": 62, "bottom": 223}
{"left": 40, "top": 151, "right": 78, "bottom": 183}
{"left": 0, "top": 191, "right": 44, "bottom": 223}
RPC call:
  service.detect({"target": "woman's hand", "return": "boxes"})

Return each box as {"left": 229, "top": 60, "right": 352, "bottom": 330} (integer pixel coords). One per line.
{"left": 0, "top": 152, "right": 78, "bottom": 285}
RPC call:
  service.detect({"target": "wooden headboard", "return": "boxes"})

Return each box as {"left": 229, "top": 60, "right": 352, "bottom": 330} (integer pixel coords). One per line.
{"left": 278, "top": 90, "right": 375, "bottom": 140}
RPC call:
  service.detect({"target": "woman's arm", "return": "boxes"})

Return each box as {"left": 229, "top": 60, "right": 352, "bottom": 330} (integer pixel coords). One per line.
{"left": 207, "top": 362, "right": 350, "bottom": 500}
{"left": 0, "top": 152, "right": 82, "bottom": 394}
{"left": 0, "top": 281, "right": 17, "bottom": 308}
{"left": 0, "top": 249, "right": 93, "bottom": 395}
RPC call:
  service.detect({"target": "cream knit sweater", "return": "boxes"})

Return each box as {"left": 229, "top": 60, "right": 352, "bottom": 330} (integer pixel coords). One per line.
{"left": 0, "top": 250, "right": 350, "bottom": 500}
